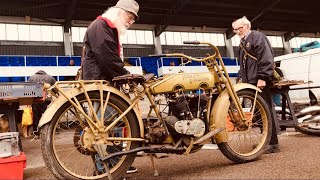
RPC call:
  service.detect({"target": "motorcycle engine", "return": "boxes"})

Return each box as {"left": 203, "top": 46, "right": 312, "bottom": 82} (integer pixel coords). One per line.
{"left": 165, "top": 91, "right": 208, "bottom": 137}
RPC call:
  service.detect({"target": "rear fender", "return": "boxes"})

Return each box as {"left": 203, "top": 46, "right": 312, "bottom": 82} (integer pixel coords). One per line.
{"left": 38, "top": 83, "right": 144, "bottom": 137}
{"left": 210, "top": 83, "right": 261, "bottom": 143}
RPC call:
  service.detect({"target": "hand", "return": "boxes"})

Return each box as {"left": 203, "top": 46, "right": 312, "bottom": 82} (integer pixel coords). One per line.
{"left": 257, "top": 79, "right": 266, "bottom": 90}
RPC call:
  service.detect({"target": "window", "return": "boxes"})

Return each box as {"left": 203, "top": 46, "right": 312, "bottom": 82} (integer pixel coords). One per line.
{"left": 165, "top": 32, "right": 174, "bottom": 45}
{"left": 52, "top": 26, "right": 63, "bottom": 42}
{"left": 41, "top": 26, "right": 53, "bottom": 41}
{"left": 120, "top": 32, "right": 128, "bottom": 44}
{"left": 173, "top": 32, "right": 182, "bottom": 45}
{"left": 79, "top": 27, "right": 87, "bottom": 42}
{"left": 195, "top": 33, "right": 204, "bottom": 42}
{"left": 0, "top": 24, "right": 6, "bottom": 40}
{"left": 18, "top": 25, "right": 30, "bottom": 41}
{"left": 217, "top": 34, "right": 225, "bottom": 46}
{"left": 211, "top": 34, "right": 219, "bottom": 46}
{"left": 181, "top": 32, "right": 189, "bottom": 44}
{"left": 145, "top": 31, "right": 153, "bottom": 44}
{"left": 6, "top": 24, "right": 18, "bottom": 40}
{"left": 160, "top": 32, "right": 166, "bottom": 45}
{"left": 127, "top": 30, "right": 137, "bottom": 44}
{"left": 30, "top": 25, "right": 41, "bottom": 41}
{"left": 203, "top": 33, "right": 210, "bottom": 43}
{"left": 71, "top": 27, "right": 80, "bottom": 42}
{"left": 136, "top": 30, "right": 145, "bottom": 44}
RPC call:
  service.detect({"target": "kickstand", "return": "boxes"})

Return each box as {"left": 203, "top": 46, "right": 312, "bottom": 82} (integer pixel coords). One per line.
{"left": 148, "top": 154, "right": 159, "bottom": 176}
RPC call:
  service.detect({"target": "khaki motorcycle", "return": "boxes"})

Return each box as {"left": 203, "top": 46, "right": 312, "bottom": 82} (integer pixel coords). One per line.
{"left": 39, "top": 41, "right": 272, "bottom": 180}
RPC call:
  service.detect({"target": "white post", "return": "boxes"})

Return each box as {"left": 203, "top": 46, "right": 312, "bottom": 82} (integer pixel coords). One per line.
{"left": 64, "top": 32, "right": 73, "bottom": 56}
{"left": 154, "top": 33, "right": 162, "bottom": 55}
{"left": 282, "top": 36, "right": 292, "bottom": 54}
{"left": 224, "top": 34, "right": 235, "bottom": 58}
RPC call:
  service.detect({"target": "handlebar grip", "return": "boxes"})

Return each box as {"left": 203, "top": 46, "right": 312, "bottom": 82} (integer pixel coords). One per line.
{"left": 148, "top": 54, "right": 167, "bottom": 57}
{"left": 183, "top": 41, "right": 200, "bottom": 45}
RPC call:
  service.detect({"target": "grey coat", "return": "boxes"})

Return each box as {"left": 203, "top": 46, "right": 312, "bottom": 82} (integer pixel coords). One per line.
{"left": 238, "top": 30, "right": 274, "bottom": 84}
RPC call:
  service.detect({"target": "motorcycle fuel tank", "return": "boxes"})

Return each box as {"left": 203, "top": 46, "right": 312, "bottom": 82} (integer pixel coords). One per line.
{"left": 150, "top": 72, "right": 215, "bottom": 94}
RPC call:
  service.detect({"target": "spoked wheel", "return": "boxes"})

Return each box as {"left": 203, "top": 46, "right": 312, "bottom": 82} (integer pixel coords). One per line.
{"left": 295, "top": 122, "right": 320, "bottom": 136}
{"left": 295, "top": 111, "right": 320, "bottom": 136}
{"left": 41, "top": 91, "right": 140, "bottom": 180}
{"left": 218, "top": 90, "right": 272, "bottom": 163}
{"left": 274, "top": 105, "right": 320, "bottom": 136}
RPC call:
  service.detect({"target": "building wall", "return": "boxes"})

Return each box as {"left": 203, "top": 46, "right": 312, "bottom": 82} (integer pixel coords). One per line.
{"left": 233, "top": 47, "right": 285, "bottom": 58}
{"left": 162, "top": 45, "right": 227, "bottom": 57}
{"left": 0, "top": 41, "right": 285, "bottom": 58}
{"left": 0, "top": 41, "right": 64, "bottom": 55}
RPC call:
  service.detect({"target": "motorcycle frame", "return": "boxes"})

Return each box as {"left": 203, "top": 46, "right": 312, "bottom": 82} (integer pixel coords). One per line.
{"left": 38, "top": 42, "right": 258, "bottom": 145}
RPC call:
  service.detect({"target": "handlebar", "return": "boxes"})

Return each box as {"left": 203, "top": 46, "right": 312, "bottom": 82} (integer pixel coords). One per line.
{"left": 183, "top": 41, "right": 200, "bottom": 45}
{"left": 149, "top": 42, "right": 220, "bottom": 63}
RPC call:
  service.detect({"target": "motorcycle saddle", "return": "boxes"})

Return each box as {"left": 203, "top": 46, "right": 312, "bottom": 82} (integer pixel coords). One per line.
{"left": 112, "top": 73, "right": 154, "bottom": 85}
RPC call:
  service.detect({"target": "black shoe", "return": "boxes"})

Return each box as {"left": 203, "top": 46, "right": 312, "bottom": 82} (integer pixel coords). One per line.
{"left": 265, "top": 144, "right": 280, "bottom": 154}
{"left": 126, "top": 166, "right": 137, "bottom": 174}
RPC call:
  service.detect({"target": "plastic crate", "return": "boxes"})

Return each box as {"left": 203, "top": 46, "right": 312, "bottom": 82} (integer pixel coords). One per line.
{"left": 0, "top": 82, "right": 43, "bottom": 99}
{"left": 0, "top": 132, "right": 20, "bottom": 158}
{"left": 0, "top": 152, "right": 26, "bottom": 180}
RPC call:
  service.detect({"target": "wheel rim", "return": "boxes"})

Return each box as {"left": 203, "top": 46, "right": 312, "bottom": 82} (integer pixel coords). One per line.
{"left": 51, "top": 98, "right": 132, "bottom": 179}
{"left": 226, "top": 94, "right": 269, "bottom": 156}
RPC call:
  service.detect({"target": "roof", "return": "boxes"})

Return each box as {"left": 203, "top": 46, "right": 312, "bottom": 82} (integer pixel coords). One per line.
{"left": 0, "top": 0, "right": 319, "bottom": 40}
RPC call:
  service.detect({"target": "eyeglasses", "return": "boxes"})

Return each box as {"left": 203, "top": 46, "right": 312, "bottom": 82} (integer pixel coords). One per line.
{"left": 126, "top": 11, "right": 136, "bottom": 24}
{"left": 233, "top": 26, "right": 243, "bottom": 33}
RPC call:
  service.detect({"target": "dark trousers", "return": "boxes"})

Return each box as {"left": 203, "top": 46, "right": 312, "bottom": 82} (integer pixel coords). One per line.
{"left": 259, "top": 82, "right": 279, "bottom": 145}
{"left": 32, "top": 100, "right": 50, "bottom": 132}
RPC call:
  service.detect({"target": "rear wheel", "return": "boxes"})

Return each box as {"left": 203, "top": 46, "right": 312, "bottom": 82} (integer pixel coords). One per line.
{"left": 41, "top": 91, "right": 140, "bottom": 180}
{"left": 218, "top": 90, "right": 272, "bottom": 163}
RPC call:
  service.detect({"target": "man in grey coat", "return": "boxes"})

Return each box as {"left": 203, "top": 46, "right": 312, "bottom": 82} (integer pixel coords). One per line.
{"left": 232, "top": 16, "right": 279, "bottom": 153}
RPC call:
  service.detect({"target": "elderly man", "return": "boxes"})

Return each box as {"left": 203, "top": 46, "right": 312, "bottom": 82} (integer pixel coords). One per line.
{"left": 82, "top": 0, "right": 138, "bottom": 82}
{"left": 82, "top": 0, "right": 139, "bottom": 174}
{"left": 232, "top": 16, "right": 280, "bottom": 153}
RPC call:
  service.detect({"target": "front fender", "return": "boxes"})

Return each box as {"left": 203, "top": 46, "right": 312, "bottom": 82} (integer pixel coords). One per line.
{"left": 210, "top": 83, "right": 261, "bottom": 143}
{"left": 38, "top": 83, "right": 144, "bottom": 138}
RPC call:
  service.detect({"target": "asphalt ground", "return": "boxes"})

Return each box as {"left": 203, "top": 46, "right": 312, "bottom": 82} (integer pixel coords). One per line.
{"left": 22, "top": 128, "right": 320, "bottom": 180}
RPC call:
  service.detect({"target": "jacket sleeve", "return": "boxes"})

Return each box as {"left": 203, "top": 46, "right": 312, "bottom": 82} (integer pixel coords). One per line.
{"left": 88, "top": 21, "right": 128, "bottom": 78}
{"left": 253, "top": 34, "right": 274, "bottom": 81}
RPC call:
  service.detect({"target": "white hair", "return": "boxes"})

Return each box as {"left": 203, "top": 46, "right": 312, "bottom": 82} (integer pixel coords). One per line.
{"left": 102, "top": 7, "right": 121, "bottom": 22}
{"left": 232, "top": 16, "right": 251, "bottom": 29}
{"left": 101, "top": 7, "right": 128, "bottom": 36}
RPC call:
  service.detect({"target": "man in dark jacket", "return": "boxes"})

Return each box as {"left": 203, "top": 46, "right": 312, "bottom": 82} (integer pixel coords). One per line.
{"left": 82, "top": 0, "right": 139, "bottom": 82}
{"left": 232, "top": 16, "right": 280, "bottom": 153}
{"left": 82, "top": 0, "right": 140, "bottom": 174}
{"left": 28, "top": 70, "right": 56, "bottom": 135}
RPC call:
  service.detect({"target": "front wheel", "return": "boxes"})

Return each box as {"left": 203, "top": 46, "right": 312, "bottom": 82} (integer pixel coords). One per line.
{"left": 218, "top": 90, "right": 272, "bottom": 163}
{"left": 40, "top": 91, "right": 140, "bottom": 180}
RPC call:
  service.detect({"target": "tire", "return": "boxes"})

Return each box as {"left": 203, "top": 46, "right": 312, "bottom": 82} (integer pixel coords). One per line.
{"left": 41, "top": 91, "right": 140, "bottom": 180}
{"left": 274, "top": 105, "right": 320, "bottom": 136}
{"left": 217, "top": 90, "right": 272, "bottom": 163}
{"left": 295, "top": 124, "right": 320, "bottom": 136}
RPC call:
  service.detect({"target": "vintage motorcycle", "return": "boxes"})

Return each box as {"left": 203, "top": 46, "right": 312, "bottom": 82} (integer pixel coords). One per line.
{"left": 39, "top": 41, "right": 272, "bottom": 180}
